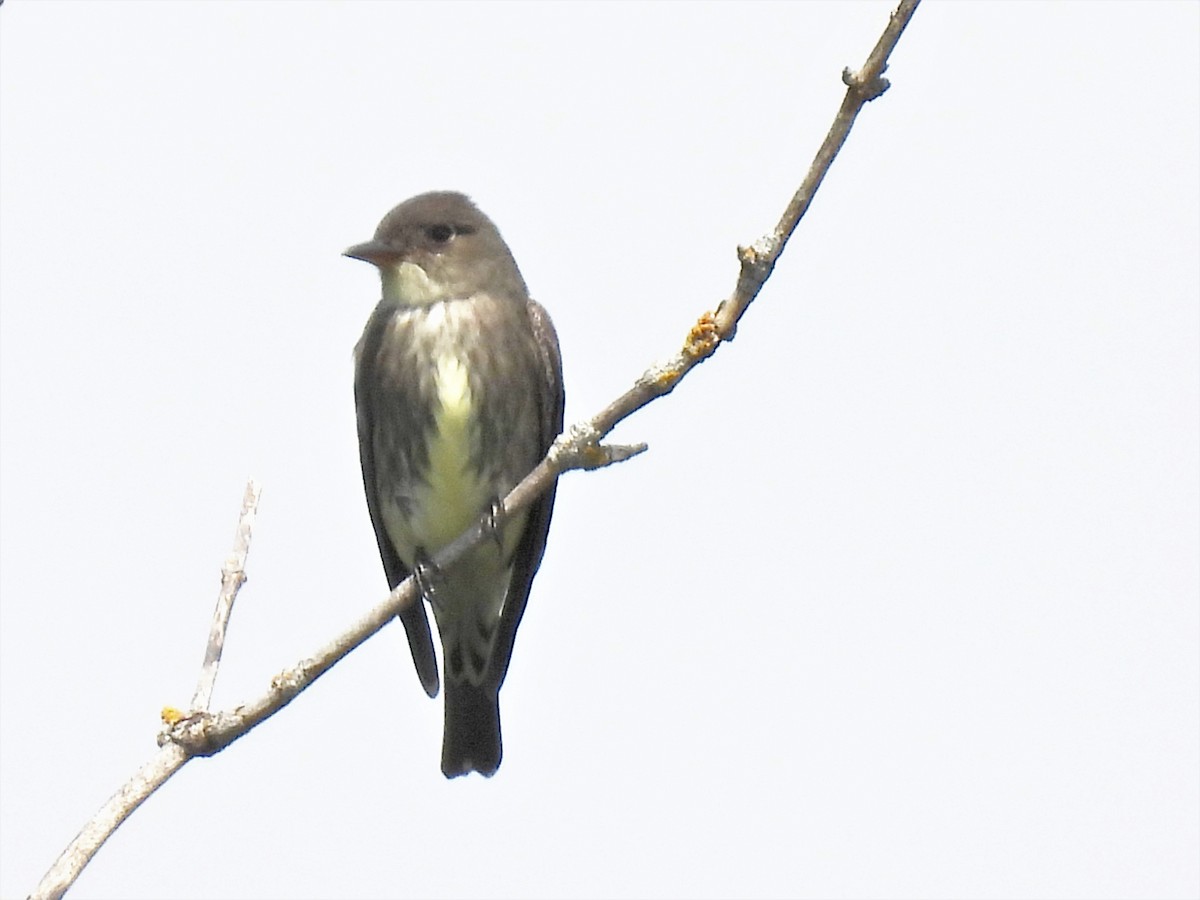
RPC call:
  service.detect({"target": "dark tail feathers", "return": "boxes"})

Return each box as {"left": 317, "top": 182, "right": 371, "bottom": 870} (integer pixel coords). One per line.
{"left": 441, "top": 680, "right": 502, "bottom": 778}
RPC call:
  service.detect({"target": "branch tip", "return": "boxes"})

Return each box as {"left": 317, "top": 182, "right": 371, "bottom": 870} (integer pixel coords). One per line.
{"left": 603, "top": 442, "right": 649, "bottom": 464}
{"left": 580, "top": 441, "right": 648, "bottom": 470}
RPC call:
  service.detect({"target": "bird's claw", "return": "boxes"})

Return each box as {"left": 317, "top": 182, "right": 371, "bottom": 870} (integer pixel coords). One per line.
{"left": 414, "top": 550, "right": 442, "bottom": 610}
{"left": 484, "top": 498, "right": 505, "bottom": 551}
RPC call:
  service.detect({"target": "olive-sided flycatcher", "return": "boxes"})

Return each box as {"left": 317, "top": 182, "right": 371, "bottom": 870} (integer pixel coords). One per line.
{"left": 346, "top": 192, "right": 564, "bottom": 778}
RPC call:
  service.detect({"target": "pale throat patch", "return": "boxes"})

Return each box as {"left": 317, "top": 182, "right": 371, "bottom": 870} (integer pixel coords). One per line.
{"left": 381, "top": 261, "right": 451, "bottom": 307}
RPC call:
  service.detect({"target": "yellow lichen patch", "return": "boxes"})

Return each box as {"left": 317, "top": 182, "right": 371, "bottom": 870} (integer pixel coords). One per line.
{"left": 653, "top": 367, "right": 681, "bottom": 390}
{"left": 161, "top": 706, "right": 186, "bottom": 725}
{"left": 684, "top": 311, "right": 720, "bottom": 359}
{"left": 579, "top": 443, "right": 610, "bottom": 469}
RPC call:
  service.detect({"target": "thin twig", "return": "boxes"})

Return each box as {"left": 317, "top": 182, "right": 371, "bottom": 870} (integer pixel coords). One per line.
{"left": 29, "top": 746, "right": 189, "bottom": 900}
{"left": 191, "top": 480, "right": 262, "bottom": 711}
{"left": 30, "top": 483, "right": 263, "bottom": 900}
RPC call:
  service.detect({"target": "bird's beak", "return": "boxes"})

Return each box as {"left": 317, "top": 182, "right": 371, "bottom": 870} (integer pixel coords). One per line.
{"left": 344, "top": 240, "right": 401, "bottom": 266}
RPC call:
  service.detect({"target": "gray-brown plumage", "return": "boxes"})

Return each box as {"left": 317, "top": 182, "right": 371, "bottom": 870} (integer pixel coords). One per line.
{"left": 346, "top": 192, "right": 563, "bottom": 777}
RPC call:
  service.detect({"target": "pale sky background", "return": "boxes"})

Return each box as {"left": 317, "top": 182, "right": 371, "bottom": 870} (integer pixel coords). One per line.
{"left": 1, "top": 2, "right": 1197, "bottom": 899}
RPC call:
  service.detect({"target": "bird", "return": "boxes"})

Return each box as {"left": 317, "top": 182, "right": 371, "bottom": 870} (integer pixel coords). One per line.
{"left": 346, "top": 191, "right": 563, "bottom": 777}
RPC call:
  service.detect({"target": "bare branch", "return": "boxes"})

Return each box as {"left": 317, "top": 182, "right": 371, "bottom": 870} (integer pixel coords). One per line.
{"left": 28, "top": 3, "right": 921, "bottom": 895}
{"left": 30, "top": 483, "right": 264, "bottom": 900}
{"left": 30, "top": 747, "right": 189, "bottom": 900}
{"left": 191, "top": 480, "right": 262, "bottom": 712}
{"left": 716, "top": 0, "right": 920, "bottom": 338}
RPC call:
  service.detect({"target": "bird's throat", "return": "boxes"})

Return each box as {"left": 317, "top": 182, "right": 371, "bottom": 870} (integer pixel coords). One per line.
{"left": 382, "top": 261, "right": 451, "bottom": 307}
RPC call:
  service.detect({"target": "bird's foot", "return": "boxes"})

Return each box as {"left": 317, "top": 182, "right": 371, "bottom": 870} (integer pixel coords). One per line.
{"left": 414, "top": 549, "right": 443, "bottom": 610}
{"left": 484, "top": 498, "right": 505, "bottom": 551}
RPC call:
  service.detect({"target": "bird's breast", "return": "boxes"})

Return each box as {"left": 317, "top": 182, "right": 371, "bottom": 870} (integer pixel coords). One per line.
{"left": 375, "top": 300, "right": 526, "bottom": 564}
{"left": 404, "top": 348, "right": 489, "bottom": 552}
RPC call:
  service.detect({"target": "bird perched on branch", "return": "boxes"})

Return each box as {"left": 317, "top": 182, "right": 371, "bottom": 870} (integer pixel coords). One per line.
{"left": 346, "top": 191, "right": 563, "bottom": 778}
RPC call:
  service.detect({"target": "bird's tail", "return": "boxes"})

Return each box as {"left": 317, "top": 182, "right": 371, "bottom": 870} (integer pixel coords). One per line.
{"left": 441, "top": 679, "right": 502, "bottom": 778}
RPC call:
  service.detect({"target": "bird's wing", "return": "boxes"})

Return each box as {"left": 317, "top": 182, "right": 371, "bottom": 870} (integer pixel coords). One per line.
{"left": 354, "top": 304, "right": 441, "bottom": 698}
{"left": 489, "top": 298, "right": 566, "bottom": 690}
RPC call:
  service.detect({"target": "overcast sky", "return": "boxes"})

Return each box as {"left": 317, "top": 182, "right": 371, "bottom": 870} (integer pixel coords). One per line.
{"left": 2, "top": 2, "right": 1197, "bottom": 899}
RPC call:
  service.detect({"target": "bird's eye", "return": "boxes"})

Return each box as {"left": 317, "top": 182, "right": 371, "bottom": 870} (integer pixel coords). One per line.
{"left": 425, "top": 224, "right": 455, "bottom": 244}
